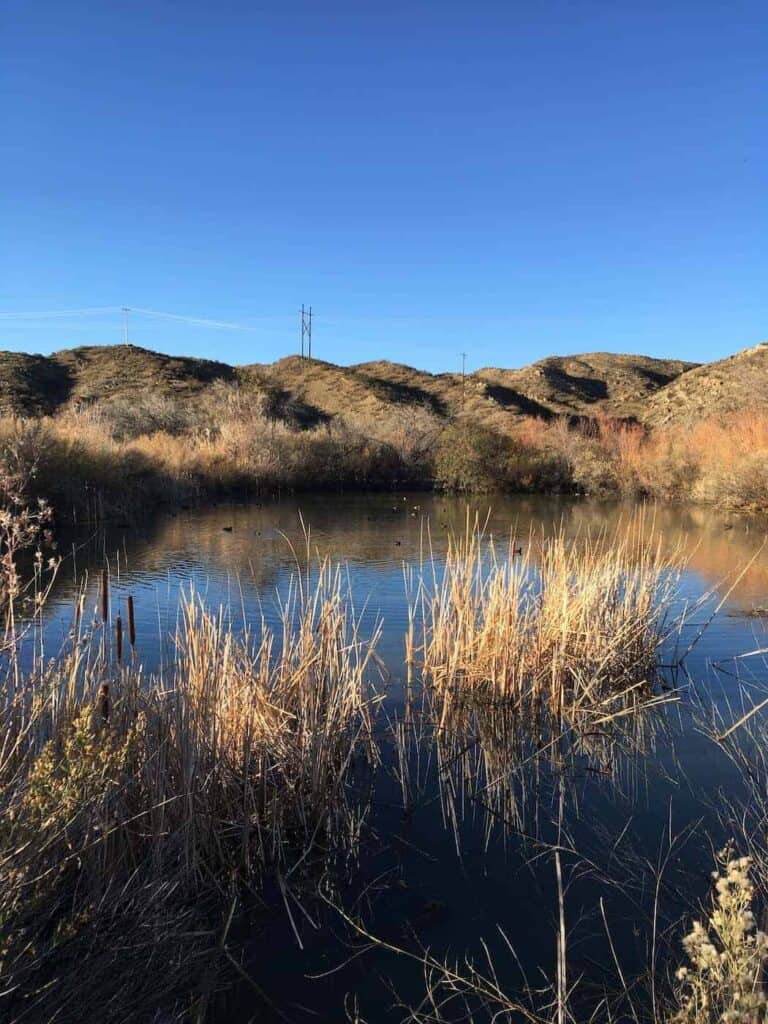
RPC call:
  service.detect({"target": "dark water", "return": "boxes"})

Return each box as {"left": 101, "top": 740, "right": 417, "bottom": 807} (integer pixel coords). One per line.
{"left": 36, "top": 494, "right": 768, "bottom": 1020}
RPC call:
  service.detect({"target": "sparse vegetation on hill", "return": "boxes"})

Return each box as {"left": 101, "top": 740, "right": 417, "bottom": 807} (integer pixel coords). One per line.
{"left": 0, "top": 341, "right": 767, "bottom": 517}
{"left": 477, "top": 352, "right": 698, "bottom": 422}
{"left": 642, "top": 342, "right": 768, "bottom": 426}
{"left": 0, "top": 343, "right": 694, "bottom": 424}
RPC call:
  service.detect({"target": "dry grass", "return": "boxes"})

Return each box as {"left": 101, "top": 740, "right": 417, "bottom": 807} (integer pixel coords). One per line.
{"left": 3, "top": 344, "right": 768, "bottom": 517}
{"left": 408, "top": 515, "right": 682, "bottom": 718}
{"left": 671, "top": 847, "right": 768, "bottom": 1024}
{"left": 514, "top": 407, "right": 768, "bottom": 511}
{"left": 0, "top": 560, "right": 382, "bottom": 1021}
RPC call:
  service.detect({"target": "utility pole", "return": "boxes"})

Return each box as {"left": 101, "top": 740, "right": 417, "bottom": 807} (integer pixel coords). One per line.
{"left": 300, "top": 305, "right": 313, "bottom": 360}
{"left": 122, "top": 307, "right": 131, "bottom": 345}
{"left": 461, "top": 351, "right": 467, "bottom": 411}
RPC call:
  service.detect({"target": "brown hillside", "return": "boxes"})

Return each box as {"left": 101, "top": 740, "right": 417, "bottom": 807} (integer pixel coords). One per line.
{"left": 641, "top": 342, "right": 768, "bottom": 426}
{"left": 476, "top": 353, "right": 698, "bottom": 422}
{"left": 0, "top": 343, "right": 701, "bottom": 429}
{"left": 0, "top": 344, "right": 238, "bottom": 416}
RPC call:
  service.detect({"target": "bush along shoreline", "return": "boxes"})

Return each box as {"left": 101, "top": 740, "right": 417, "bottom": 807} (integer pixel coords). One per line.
{"left": 1, "top": 385, "right": 768, "bottom": 522}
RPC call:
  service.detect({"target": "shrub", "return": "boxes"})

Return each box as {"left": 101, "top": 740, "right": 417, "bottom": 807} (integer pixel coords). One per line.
{"left": 671, "top": 847, "right": 768, "bottom": 1024}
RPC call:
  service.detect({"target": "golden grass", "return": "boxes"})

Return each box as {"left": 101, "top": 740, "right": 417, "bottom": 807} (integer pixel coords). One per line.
{"left": 409, "top": 516, "right": 682, "bottom": 719}
{"left": 0, "top": 559, "right": 381, "bottom": 1020}
{"left": 5, "top": 381, "right": 768, "bottom": 519}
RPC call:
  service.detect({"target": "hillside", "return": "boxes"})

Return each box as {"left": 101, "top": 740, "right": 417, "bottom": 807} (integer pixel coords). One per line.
{"left": 641, "top": 342, "right": 768, "bottom": 426}
{"left": 476, "top": 353, "right": 698, "bottom": 422}
{"left": 0, "top": 344, "right": 237, "bottom": 416}
{"left": 0, "top": 341, "right": 747, "bottom": 433}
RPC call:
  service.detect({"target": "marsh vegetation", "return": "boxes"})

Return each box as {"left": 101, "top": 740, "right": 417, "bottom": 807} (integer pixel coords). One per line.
{"left": 1, "top": 489, "right": 768, "bottom": 1022}
{"left": 4, "top": 373, "right": 768, "bottom": 522}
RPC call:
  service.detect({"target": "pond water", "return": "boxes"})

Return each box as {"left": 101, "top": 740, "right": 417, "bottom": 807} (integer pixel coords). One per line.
{"left": 34, "top": 494, "right": 768, "bottom": 1021}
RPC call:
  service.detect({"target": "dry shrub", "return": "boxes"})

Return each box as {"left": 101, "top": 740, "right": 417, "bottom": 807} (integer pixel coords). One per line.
{"left": 671, "top": 847, "right": 768, "bottom": 1024}
{"left": 434, "top": 421, "right": 567, "bottom": 494}
{"left": 0, "top": 560, "right": 381, "bottom": 1020}
{"left": 339, "top": 402, "right": 443, "bottom": 479}
{"left": 6, "top": 394, "right": 768, "bottom": 518}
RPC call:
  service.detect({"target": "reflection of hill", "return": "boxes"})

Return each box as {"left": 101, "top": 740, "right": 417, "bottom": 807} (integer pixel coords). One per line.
{"left": 45, "top": 496, "right": 768, "bottom": 639}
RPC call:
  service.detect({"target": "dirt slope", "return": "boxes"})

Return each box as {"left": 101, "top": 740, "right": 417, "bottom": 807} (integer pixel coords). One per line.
{"left": 640, "top": 343, "right": 768, "bottom": 426}
{"left": 476, "top": 353, "right": 698, "bottom": 422}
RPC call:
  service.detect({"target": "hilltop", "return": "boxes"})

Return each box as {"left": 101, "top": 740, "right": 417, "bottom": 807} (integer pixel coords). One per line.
{"left": 0, "top": 345, "right": 237, "bottom": 416}
{"left": 641, "top": 342, "right": 768, "bottom": 426}
{"left": 0, "top": 343, "right": 703, "bottom": 428}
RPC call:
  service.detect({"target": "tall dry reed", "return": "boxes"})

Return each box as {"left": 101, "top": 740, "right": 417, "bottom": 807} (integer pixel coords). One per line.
{"left": 0, "top": 560, "right": 381, "bottom": 1021}
{"left": 409, "top": 516, "right": 682, "bottom": 720}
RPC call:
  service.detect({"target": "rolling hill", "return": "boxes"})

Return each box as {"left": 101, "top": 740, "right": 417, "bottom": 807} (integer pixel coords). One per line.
{"left": 475, "top": 353, "right": 697, "bottom": 422}
{"left": 2, "top": 341, "right": 765, "bottom": 433}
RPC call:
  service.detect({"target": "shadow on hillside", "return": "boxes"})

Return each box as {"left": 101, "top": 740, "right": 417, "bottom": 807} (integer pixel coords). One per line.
{"left": 5, "top": 355, "right": 76, "bottom": 415}
{"left": 482, "top": 383, "right": 555, "bottom": 419}
{"left": 352, "top": 372, "right": 448, "bottom": 417}
{"left": 541, "top": 365, "right": 608, "bottom": 404}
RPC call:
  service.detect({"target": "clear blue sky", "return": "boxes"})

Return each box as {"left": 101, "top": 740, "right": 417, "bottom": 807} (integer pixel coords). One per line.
{"left": 1, "top": 1, "right": 765, "bottom": 372}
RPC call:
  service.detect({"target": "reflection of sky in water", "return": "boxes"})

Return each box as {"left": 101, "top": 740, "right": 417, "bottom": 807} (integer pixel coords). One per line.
{"left": 23, "top": 493, "right": 768, "bottom": 1020}
{"left": 41, "top": 493, "right": 768, "bottom": 682}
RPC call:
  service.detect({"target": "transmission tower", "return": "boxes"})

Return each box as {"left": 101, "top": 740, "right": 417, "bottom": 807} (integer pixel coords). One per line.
{"left": 122, "top": 307, "right": 131, "bottom": 345}
{"left": 300, "top": 304, "right": 313, "bottom": 359}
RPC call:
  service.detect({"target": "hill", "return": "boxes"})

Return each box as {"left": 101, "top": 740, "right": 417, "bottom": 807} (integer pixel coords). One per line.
{"left": 641, "top": 342, "right": 768, "bottom": 427}
{"left": 0, "top": 341, "right": 733, "bottom": 432}
{"left": 0, "top": 344, "right": 237, "bottom": 416}
{"left": 476, "top": 353, "right": 698, "bottom": 422}
{"left": 244, "top": 350, "right": 695, "bottom": 434}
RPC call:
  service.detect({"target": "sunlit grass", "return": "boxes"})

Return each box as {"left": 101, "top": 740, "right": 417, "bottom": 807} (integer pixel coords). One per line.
{"left": 408, "top": 516, "right": 683, "bottom": 721}
{"left": 0, "top": 559, "right": 381, "bottom": 1020}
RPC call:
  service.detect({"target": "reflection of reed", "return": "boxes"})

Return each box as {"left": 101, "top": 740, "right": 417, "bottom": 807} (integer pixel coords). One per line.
{"left": 392, "top": 674, "right": 666, "bottom": 852}
{"left": 43, "top": 496, "right": 768, "bottom": 636}
{"left": 394, "top": 514, "right": 684, "bottom": 848}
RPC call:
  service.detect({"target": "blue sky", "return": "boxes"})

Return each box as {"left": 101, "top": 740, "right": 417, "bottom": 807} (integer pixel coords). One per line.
{"left": 1, "top": 1, "right": 765, "bottom": 372}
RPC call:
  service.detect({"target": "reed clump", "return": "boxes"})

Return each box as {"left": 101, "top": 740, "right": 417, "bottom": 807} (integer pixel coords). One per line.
{"left": 0, "top": 561, "right": 381, "bottom": 1021}
{"left": 410, "top": 518, "right": 682, "bottom": 718}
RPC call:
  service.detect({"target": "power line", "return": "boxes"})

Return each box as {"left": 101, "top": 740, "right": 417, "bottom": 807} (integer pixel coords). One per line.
{"left": 0, "top": 306, "right": 291, "bottom": 330}
{"left": 0, "top": 306, "right": 122, "bottom": 320}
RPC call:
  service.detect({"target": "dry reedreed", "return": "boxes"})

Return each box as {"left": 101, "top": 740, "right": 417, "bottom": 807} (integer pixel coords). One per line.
{"left": 0, "top": 558, "right": 382, "bottom": 1022}
{"left": 409, "top": 515, "right": 683, "bottom": 721}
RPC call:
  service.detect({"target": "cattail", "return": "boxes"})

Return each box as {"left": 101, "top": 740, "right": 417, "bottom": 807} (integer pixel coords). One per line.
{"left": 127, "top": 595, "right": 136, "bottom": 647}
{"left": 97, "top": 683, "right": 110, "bottom": 724}
{"left": 101, "top": 569, "right": 109, "bottom": 623}
{"left": 116, "top": 614, "right": 123, "bottom": 662}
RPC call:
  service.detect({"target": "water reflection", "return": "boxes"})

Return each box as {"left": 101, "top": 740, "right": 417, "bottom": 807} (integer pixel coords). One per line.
{"left": 43, "top": 493, "right": 768, "bottom": 668}
{"left": 26, "top": 494, "right": 768, "bottom": 1021}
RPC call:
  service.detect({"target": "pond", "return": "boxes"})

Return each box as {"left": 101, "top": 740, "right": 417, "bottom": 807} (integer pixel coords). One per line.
{"left": 32, "top": 494, "right": 768, "bottom": 1021}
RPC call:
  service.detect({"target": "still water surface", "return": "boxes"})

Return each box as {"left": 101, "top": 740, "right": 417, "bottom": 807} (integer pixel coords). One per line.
{"left": 38, "top": 494, "right": 768, "bottom": 1020}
